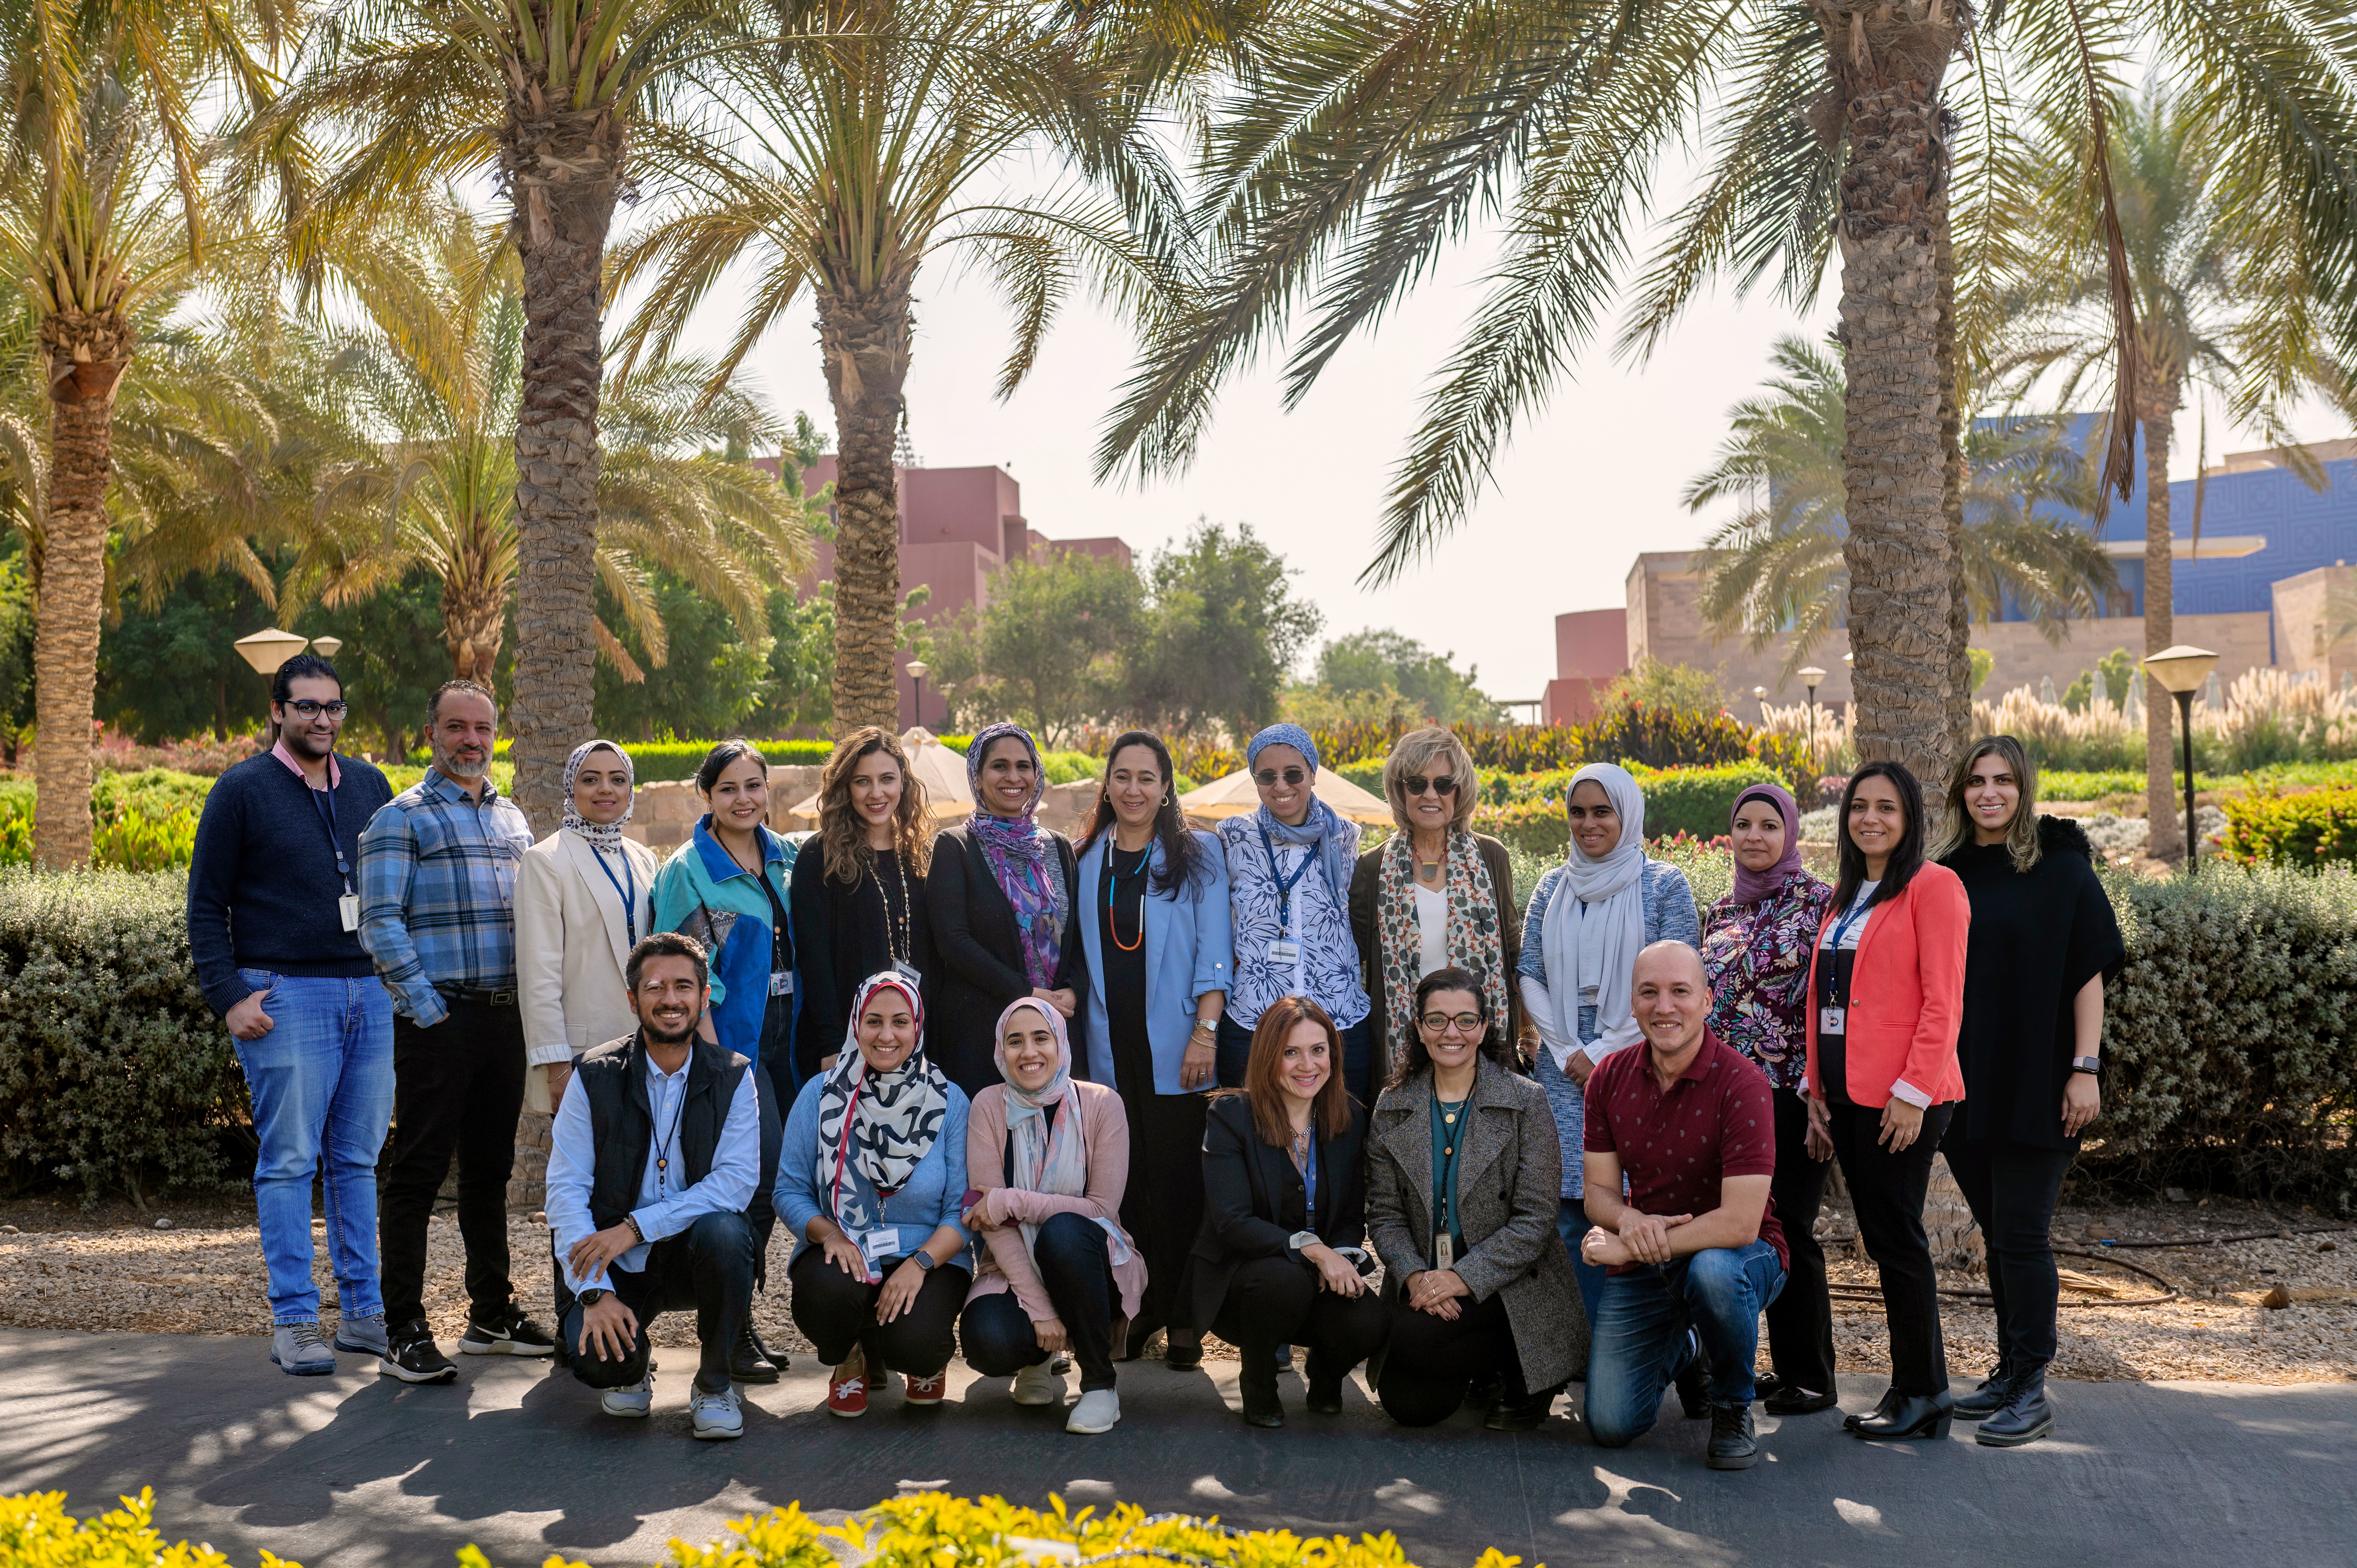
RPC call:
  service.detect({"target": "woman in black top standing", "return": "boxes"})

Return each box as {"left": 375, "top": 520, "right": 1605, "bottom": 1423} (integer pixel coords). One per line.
{"left": 790, "top": 727, "right": 936, "bottom": 1083}
{"left": 1935, "top": 735, "right": 2124, "bottom": 1448}
{"left": 1073, "top": 730, "right": 1231, "bottom": 1367}
{"left": 924, "top": 722, "right": 1086, "bottom": 1095}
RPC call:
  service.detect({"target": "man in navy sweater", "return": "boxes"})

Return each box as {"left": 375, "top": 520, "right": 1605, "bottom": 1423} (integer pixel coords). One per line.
{"left": 188, "top": 653, "right": 395, "bottom": 1376}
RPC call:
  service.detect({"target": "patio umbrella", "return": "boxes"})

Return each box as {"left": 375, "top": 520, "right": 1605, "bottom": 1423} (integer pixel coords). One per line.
{"left": 1179, "top": 766, "right": 1394, "bottom": 826}
{"left": 783, "top": 727, "right": 976, "bottom": 828}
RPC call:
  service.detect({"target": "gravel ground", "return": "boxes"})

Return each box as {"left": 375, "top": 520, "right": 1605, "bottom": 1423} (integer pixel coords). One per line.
{"left": 4, "top": 1192, "right": 2348, "bottom": 1383}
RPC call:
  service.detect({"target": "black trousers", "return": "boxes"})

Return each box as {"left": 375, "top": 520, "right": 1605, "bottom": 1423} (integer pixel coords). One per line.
{"left": 1826, "top": 1097, "right": 1956, "bottom": 1396}
{"left": 1377, "top": 1291, "right": 1558, "bottom": 1428}
{"left": 958, "top": 1212, "right": 1120, "bottom": 1390}
{"left": 1766, "top": 1086, "right": 1838, "bottom": 1394}
{"left": 1944, "top": 1138, "right": 2075, "bottom": 1368}
{"left": 1111, "top": 1052, "right": 1208, "bottom": 1344}
{"left": 381, "top": 999, "right": 527, "bottom": 1327}
{"left": 1208, "top": 1255, "right": 1389, "bottom": 1377}
{"left": 748, "top": 1052, "right": 785, "bottom": 1289}
{"left": 562, "top": 1211, "right": 755, "bottom": 1394}
{"left": 788, "top": 1243, "right": 970, "bottom": 1374}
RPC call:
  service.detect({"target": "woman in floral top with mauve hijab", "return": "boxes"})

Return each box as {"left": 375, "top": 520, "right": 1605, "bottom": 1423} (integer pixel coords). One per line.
{"left": 1699, "top": 781, "right": 1838, "bottom": 1418}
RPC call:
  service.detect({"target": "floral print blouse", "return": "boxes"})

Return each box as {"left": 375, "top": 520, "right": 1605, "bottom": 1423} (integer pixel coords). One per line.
{"left": 1700, "top": 869, "right": 1833, "bottom": 1092}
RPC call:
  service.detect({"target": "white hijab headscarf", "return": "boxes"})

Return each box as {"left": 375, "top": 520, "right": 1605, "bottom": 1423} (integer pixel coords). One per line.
{"left": 1541, "top": 762, "right": 1649, "bottom": 1067}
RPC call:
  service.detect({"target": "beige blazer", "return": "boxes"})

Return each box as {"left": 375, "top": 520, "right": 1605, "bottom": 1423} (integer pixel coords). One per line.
{"left": 515, "top": 827, "right": 659, "bottom": 1085}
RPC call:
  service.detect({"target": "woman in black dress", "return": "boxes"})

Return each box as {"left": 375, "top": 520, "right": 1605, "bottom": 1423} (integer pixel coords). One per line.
{"left": 1073, "top": 730, "right": 1232, "bottom": 1366}
{"left": 790, "top": 726, "right": 936, "bottom": 1083}
{"left": 1935, "top": 734, "right": 2125, "bottom": 1448}
{"left": 924, "top": 722, "right": 1086, "bottom": 1095}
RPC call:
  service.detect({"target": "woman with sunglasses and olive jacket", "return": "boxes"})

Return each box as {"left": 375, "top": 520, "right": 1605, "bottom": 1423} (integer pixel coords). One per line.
{"left": 1348, "top": 727, "right": 1526, "bottom": 1091}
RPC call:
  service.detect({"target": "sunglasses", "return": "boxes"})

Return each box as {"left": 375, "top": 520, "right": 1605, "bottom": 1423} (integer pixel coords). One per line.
{"left": 283, "top": 700, "right": 349, "bottom": 720}
{"left": 1255, "top": 766, "right": 1309, "bottom": 787}
{"left": 1419, "top": 1011, "right": 1484, "bottom": 1035}
{"left": 1404, "top": 775, "right": 1458, "bottom": 797}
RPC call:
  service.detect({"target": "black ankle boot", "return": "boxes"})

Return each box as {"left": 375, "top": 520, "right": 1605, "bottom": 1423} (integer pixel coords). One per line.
{"left": 1303, "top": 1351, "right": 1344, "bottom": 1414}
{"left": 1952, "top": 1355, "right": 2018, "bottom": 1421}
{"left": 1845, "top": 1388, "right": 1954, "bottom": 1440}
{"left": 1706, "top": 1402, "right": 1758, "bottom": 1469}
{"left": 1673, "top": 1332, "right": 1708, "bottom": 1419}
{"left": 1976, "top": 1365, "right": 2052, "bottom": 1447}
{"left": 731, "top": 1325, "right": 783, "bottom": 1383}
{"left": 1240, "top": 1358, "right": 1284, "bottom": 1428}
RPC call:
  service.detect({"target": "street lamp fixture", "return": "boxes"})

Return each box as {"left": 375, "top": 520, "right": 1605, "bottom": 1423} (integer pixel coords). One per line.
{"left": 2143, "top": 644, "right": 2221, "bottom": 870}
{"left": 233, "top": 628, "right": 310, "bottom": 676}
{"left": 1797, "top": 666, "right": 1827, "bottom": 766}
{"left": 904, "top": 659, "right": 930, "bottom": 729}
{"left": 310, "top": 636, "right": 343, "bottom": 660}
{"left": 933, "top": 680, "right": 955, "bottom": 733}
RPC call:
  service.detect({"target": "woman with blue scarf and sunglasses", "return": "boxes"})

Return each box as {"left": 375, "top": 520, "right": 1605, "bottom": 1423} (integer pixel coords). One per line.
{"left": 924, "top": 723, "right": 1087, "bottom": 1095}
{"left": 1215, "top": 724, "right": 1373, "bottom": 1108}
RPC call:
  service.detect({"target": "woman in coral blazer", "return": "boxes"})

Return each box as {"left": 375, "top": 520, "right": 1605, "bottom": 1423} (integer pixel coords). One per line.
{"left": 1804, "top": 759, "right": 1968, "bottom": 1442}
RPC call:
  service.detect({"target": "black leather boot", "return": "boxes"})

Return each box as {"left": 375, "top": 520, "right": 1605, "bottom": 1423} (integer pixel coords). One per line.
{"left": 1240, "top": 1356, "right": 1285, "bottom": 1428}
{"left": 1303, "top": 1350, "right": 1345, "bottom": 1414}
{"left": 1673, "top": 1331, "right": 1708, "bottom": 1419}
{"left": 1952, "top": 1355, "right": 2018, "bottom": 1421}
{"left": 731, "top": 1325, "right": 784, "bottom": 1383}
{"left": 1706, "top": 1402, "right": 1758, "bottom": 1469}
{"left": 1845, "top": 1388, "right": 1954, "bottom": 1440}
{"left": 1976, "top": 1365, "right": 2053, "bottom": 1447}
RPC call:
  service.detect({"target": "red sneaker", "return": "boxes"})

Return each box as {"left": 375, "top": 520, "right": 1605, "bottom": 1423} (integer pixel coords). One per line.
{"left": 904, "top": 1371, "right": 947, "bottom": 1406}
{"left": 827, "top": 1371, "right": 868, "bottom": 1418}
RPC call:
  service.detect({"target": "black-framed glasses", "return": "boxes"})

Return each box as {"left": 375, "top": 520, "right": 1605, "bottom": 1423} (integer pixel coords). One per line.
{"left": 1255, "top": 766, "right": 1308, "bottom": 787}
{"left": 285, "top": 700, "right": 349, "bottom": 720}
{"left": 1404, "top": 775, "right": 1458, "bottom": 797}
{"left": 1419, "top": 1011, "right": 1484, "bottom": 1035}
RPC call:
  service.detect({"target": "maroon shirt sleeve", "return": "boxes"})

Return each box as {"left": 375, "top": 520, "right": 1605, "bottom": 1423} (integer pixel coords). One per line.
{"left": 1584, "top": 1051, "right": 1622, "bottom": 1155}
{"left": 1717, "top": 1051, "right": 1776, "bottom": 1179}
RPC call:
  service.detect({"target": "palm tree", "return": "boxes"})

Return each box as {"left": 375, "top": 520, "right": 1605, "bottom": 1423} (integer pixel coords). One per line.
{"left": 264, "top": 0, "right": 731, "bottom": 824}
{"left": 1689, "top": 335, "right": 2118, "bottom": 681}
{"left": 1992, "top": 87, "right": 2357, "bottom": 858}
{"left": 281, "top": 201, "right": 811, "bottom": 687}
{"left": 1097, "top": 0, "right": 2357, "bottom": 797}
{"left": 609, "top": 0, "right": 1192, "bottom": 735}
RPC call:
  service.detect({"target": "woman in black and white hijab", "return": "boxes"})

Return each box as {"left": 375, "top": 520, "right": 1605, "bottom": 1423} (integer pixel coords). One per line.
{"left": 776, "top": 972, "right": 974, "bottom": 1416}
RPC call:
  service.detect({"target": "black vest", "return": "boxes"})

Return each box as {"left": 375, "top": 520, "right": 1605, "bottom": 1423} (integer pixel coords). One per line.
{"left": 575, "top": 1032, "right": 752, "bottom": 1230}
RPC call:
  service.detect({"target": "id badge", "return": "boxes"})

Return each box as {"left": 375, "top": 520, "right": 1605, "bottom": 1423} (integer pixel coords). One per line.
{"left": 769, "top": 970, "right": 795, "bottom": 997}
{"left": 1818, "top": 1006, "right": 1845, "bottom": 1036}
{"left": 338, "top": 894, "right": 361, "bottom": 932}
{"left": 1267, "top": 938, "right": 1300, "bottom": 964}
{"left": 859, "top": 1228, "right": 896, "bottom": 1282}
{"left": 1435, "top": 1233, "right": 1454, "bottom": 1271}
{"left": 893, "top": 959, "right": 922, "bottom": 985}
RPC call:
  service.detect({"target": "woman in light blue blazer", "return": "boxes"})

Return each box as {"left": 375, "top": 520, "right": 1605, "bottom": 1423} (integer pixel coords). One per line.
{"left": 1074, "top": 730, "right": 1231, "bottom": 1368}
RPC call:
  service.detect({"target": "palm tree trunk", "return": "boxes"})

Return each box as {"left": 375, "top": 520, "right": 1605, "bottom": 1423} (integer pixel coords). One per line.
{"left": 1824, "top": 1, "right": 1964, "bottom": 796}
{"left": 2140, "top": 372, "right": 2184, "bottom": 859}
{"left": 1937, "top": 208, "right": 1973, "bottom": 774}
{"left": 818, "top": 282, "right": 914, "bottom": 735}
{"left": 32, "top": 307, "right": 133, "bottom": 868}
{"left": 501, "top": 98, "right": 624, "bottom": 831}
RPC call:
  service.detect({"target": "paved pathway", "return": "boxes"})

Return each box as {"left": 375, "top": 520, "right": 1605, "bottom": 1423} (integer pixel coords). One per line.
{"left": 3, "top": 1329, "right": 2348, "bottom": 1568}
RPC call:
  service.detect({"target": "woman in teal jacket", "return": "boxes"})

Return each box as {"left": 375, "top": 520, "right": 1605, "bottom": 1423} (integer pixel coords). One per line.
{"left": 650, "top": 739, "right": 800, "bottom": 1383}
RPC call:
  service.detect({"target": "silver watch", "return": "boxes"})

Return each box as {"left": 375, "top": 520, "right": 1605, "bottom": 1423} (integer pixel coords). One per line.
{"left": 2070, "top": 1056, "right": 2102, "bottom": 1075}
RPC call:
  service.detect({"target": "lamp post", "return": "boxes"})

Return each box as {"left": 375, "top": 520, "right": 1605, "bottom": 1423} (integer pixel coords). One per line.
{"left": 904, "top": 658, "right": 930, "bottom": 730}
{"left": 1752, "top": 685, "right": 1768, "bottom": 724}
{"left": 932, "top": 680, "right": 955, "bottom": 734}
{"left": 2142, "top": 644, "right": 2221, "bottom": 870}
{"left": 232, "top": 628, "right": 310, "bottom": 676}
{"left": 1798, "top": 666, "right": 1827, "bottom": 768}
{"left": 311, "top": 636, "right": 343, "bottom": 660}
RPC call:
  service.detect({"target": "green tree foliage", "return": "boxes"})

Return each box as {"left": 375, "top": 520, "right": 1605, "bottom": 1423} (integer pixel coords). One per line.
{"left": 1126, "top": 523, "right": 1322, "bottom": 740}
{"left": 96, "top": 573, "right": 274, "bottom": 744}
{"left": 753, "top": 589, "right": 836, "bottom": 736}
{"left": 593, "top": 575, "right": 773, "bottom": 742}
{"left": 1598, "top": 659, "right": 1732, "bottom": 719}
{"left": 297, "top": 571, "right": 467, "bottom": 763}
{"left": 2063, "top": 648, "right": 2138, "bottom": 713}
{"left": 1312, "top": 628, "right": 1500, "bottom": 725}
{"left": 928, "top": 551, "right": 1141, "bottom": 747}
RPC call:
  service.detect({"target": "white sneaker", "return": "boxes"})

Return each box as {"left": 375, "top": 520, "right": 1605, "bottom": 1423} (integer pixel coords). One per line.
{"left": 1066, "top": 1387, "right": 1120, "bottom": 1434}
{"left": 601, "top": 1375, "right": 653, "bottom": 1418}
{"left": 690, "top": 1382, "right": 744, "bottom": 1440}
{"left": 1010, "top": 1361, "right": 1062, "bottom": 1406}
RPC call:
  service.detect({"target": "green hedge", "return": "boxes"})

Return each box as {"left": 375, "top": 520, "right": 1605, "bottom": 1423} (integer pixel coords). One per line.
{"left": 2220, "top": 787, "right": 2357, "bottom": 869}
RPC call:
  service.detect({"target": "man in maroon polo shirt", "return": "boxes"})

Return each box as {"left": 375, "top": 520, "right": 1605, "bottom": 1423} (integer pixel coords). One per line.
{"left": 1579, "top": 941, "right": 1788, "bottom": 1470}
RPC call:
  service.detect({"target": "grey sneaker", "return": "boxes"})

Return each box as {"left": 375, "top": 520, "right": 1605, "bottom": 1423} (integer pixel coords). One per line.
{"left": 601, "top": 1374, "right": 654, "bottom": 1418}
{"left": 333, "top": 1313, "right": 388, "bottom": 1357}
{"left": 1065, "top": 1387, "right": 1120, "bottom": 1434}
{"left": 689, "top": 1382, "right": 743, "bottom": 1440}
{"left": 269, "top": 1321, "right": 336, "bottom": 1377}
{"left": 1010, "top": 1361, "right": 1062, "bottom": 1406}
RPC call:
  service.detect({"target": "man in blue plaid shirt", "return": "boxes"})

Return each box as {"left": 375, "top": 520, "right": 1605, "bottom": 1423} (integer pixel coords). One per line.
{"left": 358, "top": 678, "right": 553, "bottom": 1383}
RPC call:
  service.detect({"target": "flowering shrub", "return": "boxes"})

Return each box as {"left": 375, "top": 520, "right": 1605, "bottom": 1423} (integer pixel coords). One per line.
{"left": 2219, "top": 787, "right": 2357, "bottom": 870}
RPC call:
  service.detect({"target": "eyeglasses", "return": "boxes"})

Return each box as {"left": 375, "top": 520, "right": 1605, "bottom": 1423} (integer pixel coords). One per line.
{"left": 1403, "top": 776, "right": 1458, "bottom": 797}
{"left": 1255, "top": 766, "right": 1308, "bottom": 787}
{"left": 284, "top": 700, "right": 349, "bottom": 720}
{"left": 1419, "top": 1011, "right": 1484, "bottom": 1035}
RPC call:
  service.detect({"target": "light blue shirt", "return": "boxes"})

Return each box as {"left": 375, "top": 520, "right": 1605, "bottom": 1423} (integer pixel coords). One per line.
{"left": 776, "top": 1073, "right": 973, "bottom": 1263}
{"left": 545, "top": 1054, "right": 761, "bottom": 1292}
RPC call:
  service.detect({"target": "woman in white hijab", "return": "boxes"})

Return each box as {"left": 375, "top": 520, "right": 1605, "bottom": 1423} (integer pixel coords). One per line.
{"left": 1515, "top": 763, "right": 1700, "bottom": 1326}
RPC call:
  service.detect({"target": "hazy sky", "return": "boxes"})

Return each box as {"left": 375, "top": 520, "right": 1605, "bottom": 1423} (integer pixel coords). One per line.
{"left": 678, "top": 212, "right": 2347, "bottom": 701}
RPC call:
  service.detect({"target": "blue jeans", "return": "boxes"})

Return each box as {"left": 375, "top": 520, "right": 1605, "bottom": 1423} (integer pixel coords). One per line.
{"left": 1585, "top": 1239, "right": 1786, "bottom": 1448}
{"left": 232, "top": 970, "right": 394, "bottom": 1324}
{"left": 1558, "top": 1200, "right": 1609, "bottom": 1329}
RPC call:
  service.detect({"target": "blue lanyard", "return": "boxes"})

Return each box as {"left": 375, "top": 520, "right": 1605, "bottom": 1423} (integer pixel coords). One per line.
{"left": 1827, "top": 894, "right": 1874, "bottom": 952}
{"left": 305, "top": 779, "right": 351, "bottom": 895}
{"left": 591, "top": 844, "right": 639, "bottom": 946}
{"left": 1255, "top": 820, "right": 1316, "bottom": 928}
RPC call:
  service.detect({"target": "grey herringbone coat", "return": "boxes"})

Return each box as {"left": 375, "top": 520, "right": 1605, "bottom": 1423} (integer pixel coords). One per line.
{"left": 1365, "top": 1054, "right": 1589, "bottom": 1390}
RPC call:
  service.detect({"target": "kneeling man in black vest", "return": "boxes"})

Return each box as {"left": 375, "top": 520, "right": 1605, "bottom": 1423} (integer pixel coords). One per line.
{"left": 545, "top": 931, "right": 758, "bottom": 1438}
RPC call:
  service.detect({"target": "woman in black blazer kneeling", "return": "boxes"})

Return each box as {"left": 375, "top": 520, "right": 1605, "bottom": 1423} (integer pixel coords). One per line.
{"left": 925, "top": 722, "right": 1086, "bottom": 1095}
{"left": 1180, "top": 995, "right": 1389, "bottom": 1428}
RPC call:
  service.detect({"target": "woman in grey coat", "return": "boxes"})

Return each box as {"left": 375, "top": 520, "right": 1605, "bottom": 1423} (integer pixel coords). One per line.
{"left": 1367, "top": 967, "right": 1586, "bottom": 1428}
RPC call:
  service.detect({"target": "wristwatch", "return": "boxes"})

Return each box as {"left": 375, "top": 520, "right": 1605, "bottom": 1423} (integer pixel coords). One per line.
{"left": 912, "top": 1251, "right": 936, "bottom": 1272}
{"left": 2070, "top": 1056, "right": 2102, "bottom": 1075}
{"left": 577, "top": 1288, "right": 609, "bottom": 1307}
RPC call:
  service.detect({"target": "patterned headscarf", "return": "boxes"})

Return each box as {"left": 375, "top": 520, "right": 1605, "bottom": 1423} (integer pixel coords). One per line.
{"left": 990, "top": 998, "right": 1094, "bottom": 1255}
{"left": 1245, "top": 722, "right": 1321, "bottom": 774}
{"left": 814, "top": 972, "right": 949, "bottom": 1233}
{"left": 1729, "top": 782, "right": 1806, "bottom": 904}
{"left": 1243, "top": 723, "right": 1353, "bottom": 906}
{"left": 562, "top": 740, "right": 635, "bottom": 852}
{"left": 966, "top": 722, "right": 1066, "bottom": 987}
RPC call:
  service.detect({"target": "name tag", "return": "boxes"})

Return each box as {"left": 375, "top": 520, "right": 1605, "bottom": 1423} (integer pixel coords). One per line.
{"left": 1267, "top": 939, "right": 1300, "bottom": 964}
{"left": 338, "top": 894, "right": 361, "bottom": 933}
{"left": 892, "top": 960, "right": 922, "bottom": 985}
{"left": 1434, "top": 1233, "right": 1454, "bottom": 1271}
{"left": 1818, "top": 1006, "right": 1845, "bottom": 1036}
{"left": 769, "top": 970, "right": 794, "bottom": 997}
{"left": 859, "top": 1228, "right": 897, "bottom": 1281}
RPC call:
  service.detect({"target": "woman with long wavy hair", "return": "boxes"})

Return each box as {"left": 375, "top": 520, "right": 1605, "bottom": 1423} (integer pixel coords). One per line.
{"left": 791, "top": 727, "right": 935, "bottom": 1083}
